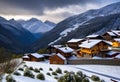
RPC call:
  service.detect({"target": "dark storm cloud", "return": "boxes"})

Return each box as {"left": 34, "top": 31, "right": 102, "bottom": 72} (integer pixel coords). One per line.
{"left": 0, "top": 0, "right": 120, "bottom": 22}
{"left": 0, "top": 0, "right": 99, "bottom": 15}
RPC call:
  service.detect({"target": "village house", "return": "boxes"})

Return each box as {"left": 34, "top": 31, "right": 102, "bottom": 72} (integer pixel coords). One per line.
{"left": 106, "top": 51, "right": 119, "bottom": 57}
{"left": 102, "top": 31, "right": 117, "bottom": 41}
{"left": 23, "top": 55, "right": 30, "bottom": 61}
{"left": 67, "top": 39, "right": 84, "bottom": 49}
{"left": 23, "top": 53, "right": 44, "bottom": 62}
{"left": 86, "top": 34, "right": 103, "bottom": 39}
{"left": 42, "top": 54, "right": 53, "bottom": 59}
{"left": 49, "top": 46, "right": 74, "bottom": 64}
{"left": 55, "top": 46, "right": 74, "bottom": 58}
{"left": 49, "top": 53, "right": 67, "bottom": 64}
{"left": 47, "top": 45, "right": 63, "bottom": 54}
{"left": 112, "top": 38, "right": 120, "bottom": 48}
{"left": 78, "top": 39, "right": 109, "bottom": 58}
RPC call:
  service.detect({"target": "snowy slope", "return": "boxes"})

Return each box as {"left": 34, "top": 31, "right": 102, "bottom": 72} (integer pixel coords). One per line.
{"left": 50, "top": 2, "right": 120, "bottom": 45}
{"left": 75, "top": 65, "right": 120, "bottom": 80}
{"left": 2, "top": 61, "right": 120, "bottom": 82}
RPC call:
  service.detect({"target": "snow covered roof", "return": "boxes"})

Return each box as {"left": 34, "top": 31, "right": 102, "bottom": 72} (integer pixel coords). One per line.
{"left": 30, "top": 53, "right": 44, "bottom": 58}
{"left": 112, "top": 30, "right": 120, "bottom": 36}
{"left": 68, "top": 39, "right": 83, "bottom": 43}
{"left": 106, "top": 51, "right": 118, "bottom": 56}
{"left": 107, "top": 32, "right": 116, "bottom": 36}
{"left": 52, "top": 45, "right": 63, "bottom": 48}
{"left": 114, "top": 38, "right": 120, "bottom": 42}
{"left": 23, "top": 55, "right": 29, "bottom": 58}
{"left": 56, "top": 53, "right": 66, "bottom": 60}
{"left": 92, "top": 56, "right": 102, "bottom": 59}
{"left": 42, "top": 54, "right": 52, "bottom": 56}
{"left": 58, "top": 47, "right": 74, "bottom": 53}
{"left": 103, "top": 40, "right": 112, "bottom": 45}
{"left": 115, "top": 54, "right": 120, "bottom": 59}
{"left": 86, "top": 34, "right": 100, "bottom": 38}
{"left": 79, "top": 39, "right": 102, "bottom": 48}
{"left": 68, "top": 55, "right": 78, "bottom": 60}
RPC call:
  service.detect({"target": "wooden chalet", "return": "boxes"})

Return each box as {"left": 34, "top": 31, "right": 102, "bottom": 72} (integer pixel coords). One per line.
{"left": 67, "top": 39, "right": 84, "bottom": 49}
{"left": 49, "top": 53, "right": 67, "bottom": 64}
{"left": 78, "top": 39, "right": 109, "bottom": 58}
{"left": 56, "top": 47, "right": 74, "bottom": 58}
{"left": 23, "top": 55, "right": 30, "bottom": 61}
{"left": 106, "top": 51, "right": 119, "bottom": 57}
{"left": 102, "top": 32, "right": 117, "bottom": 41}
{"left": 23, "top": 53, "right": 44, "bottom": 62}
{"left": 112, "top": 38, "right": 120, "bottom": 48}
{"left": 86, "top": 34, "right": 103, "bottom": 39}
{"left": 47, "top": 45, "right": 63, "bottom": 54}
{"left": 49, "top": 46, "right": 74, "bottom": 64}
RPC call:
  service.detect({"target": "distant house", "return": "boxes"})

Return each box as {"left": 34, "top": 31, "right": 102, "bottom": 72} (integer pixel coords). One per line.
{"left": 42, "top": 54, "right": 53, "bottom": 59}
{"left": 49, "top": 46, "right": 74, "bottom": 64}
{"left": 78, "top": 39, "right": 109, "bottom": 58}
{"left": 86, "top": 34, "right": 103, "bottom": 39}
{"left": 112, "top": 38, "right": 120, "bottom": 48}
{"left": 68, "top": 55, "right": 78, "bottom": 60}
{"left": 106, "top": 51, "right": 119, "bottom": 57}
{"left": 67, "top": 39, "right": 84, "bottom": 49}
{"left": 47, "top": 45, "right": 63, "bottom": 54}
{"left": 49, "top": 53, "right": 67, "bottom": 64}
{"left": 56, "top": 47, "right": 74, "bottom": 58}
{"left": 23, "top": 55, "right": 30, "bottom": 61}
{"left": 23, "top": 53, "right": 44, "bottom": 62}
{"left": 102, "top": 32, "right": 117, "bottom": 41}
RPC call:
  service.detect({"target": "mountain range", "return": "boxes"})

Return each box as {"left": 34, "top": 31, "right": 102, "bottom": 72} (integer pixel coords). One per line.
{"left": 0, "top": 2, "right": 120, "bottom": 53}
{"left": 29, "top": 2, "right": 120, "bottom": 51}
{"left": 18, "top": 18, "right": 56, "bottom": 33}
{"left": 17, "top": 18, "right": 56, "bottom": 38}
{"left": 0, "top": 17, "right": 37, "bottom": 53}
{"left": 0, "top": 17, "right": 56, "bottom": 53}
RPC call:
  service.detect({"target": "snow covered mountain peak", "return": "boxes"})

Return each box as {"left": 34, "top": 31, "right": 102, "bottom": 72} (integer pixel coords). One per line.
{"left": 81, "top": 1, "right": 120, "bottom": 17}
{"left": 44, "top": 20, "right": 56, "bottom": 27}
{"left": 28, "top": 18, "right": 42, "bottom": 23}
{"left": 18, "top": 18, "right": 56, "bottom": 33}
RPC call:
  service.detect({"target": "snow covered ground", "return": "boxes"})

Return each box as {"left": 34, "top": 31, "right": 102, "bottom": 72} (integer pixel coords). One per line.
{"left": 2, "top": 61, "right": 120, "bottom": 82}
{"left": 74, "top": 65, "right": 120, "bottom": 82}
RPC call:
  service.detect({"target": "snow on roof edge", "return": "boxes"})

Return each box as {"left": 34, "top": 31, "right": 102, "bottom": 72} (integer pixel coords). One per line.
{"left": 56, "top": 53, "right": 66, "bottom": 60}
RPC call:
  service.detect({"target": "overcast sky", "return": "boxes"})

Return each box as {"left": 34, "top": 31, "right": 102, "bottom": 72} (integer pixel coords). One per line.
{"left": 0, "top": 0, "right": 120, "bottom": 23}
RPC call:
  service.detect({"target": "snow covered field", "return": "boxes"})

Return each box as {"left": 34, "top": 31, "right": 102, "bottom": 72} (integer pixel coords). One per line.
{"left": 2, "top": 61, "right": 120, "bottom": 82}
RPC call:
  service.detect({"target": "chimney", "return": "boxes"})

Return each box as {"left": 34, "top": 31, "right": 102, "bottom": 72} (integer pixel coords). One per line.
{"left": 87, "top": 38, "right": 90, "bottom": 43}
{"left": 65, "top": 44, "right": 68, "bottom": 50}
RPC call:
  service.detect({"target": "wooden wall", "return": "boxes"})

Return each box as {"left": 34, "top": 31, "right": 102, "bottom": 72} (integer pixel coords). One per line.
{"left": 49, "top": 55, "right": 65, "bottom": 64}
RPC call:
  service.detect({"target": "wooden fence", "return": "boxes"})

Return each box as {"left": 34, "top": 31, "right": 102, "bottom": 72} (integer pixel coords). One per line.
{"left": 67, "top": 59, "right": 120, "bottom": 65}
